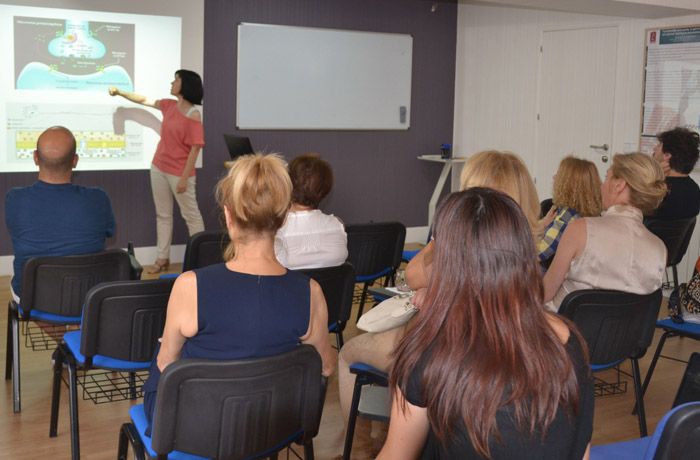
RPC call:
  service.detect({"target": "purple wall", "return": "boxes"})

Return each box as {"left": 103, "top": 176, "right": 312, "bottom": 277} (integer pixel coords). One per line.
{"left": 0, "top": 0, "right": 457, "bottom": 255}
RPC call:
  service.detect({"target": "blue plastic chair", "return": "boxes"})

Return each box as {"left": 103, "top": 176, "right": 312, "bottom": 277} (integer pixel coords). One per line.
{"left": 299, "top": 263, "right": 355, "bottom": 349}
{"left": 558, "top": 289, "right": 663, "bottom": 437}
{"left": 4, "top": 250, "right": 133, "bottom": 413}
{"left": 401, "top": 249, "right": 420, "bottom": 263}
{"left": 117, "top": 346, "right": 325, "bottom": 460}
{"left": 342, "top": 363, "right": 390, "bottom": 460}
{"left": 345, "top": 222, "right": 406, "bottom": 322}
{"left": 640, "top": 318, "right": 700, "bottom": 401}
{"left": 50, "top": 279, "right": 174, "bottom": 460}
{"left": 160, "top": 230, "right": 230, "bottom": 280}
{"left": 591, "top": 402, "right": 700, "bottom": 459}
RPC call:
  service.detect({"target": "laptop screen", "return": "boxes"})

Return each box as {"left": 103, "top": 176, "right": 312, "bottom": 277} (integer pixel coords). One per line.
{"left": 223, "top": 135, "right": 254, "bottom": 160}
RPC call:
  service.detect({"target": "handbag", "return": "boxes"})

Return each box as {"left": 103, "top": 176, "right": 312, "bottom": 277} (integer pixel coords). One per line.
{"left": 356, "top": 292, "right": 418, "bottom": 333}
{"left": 681, "top": 270, "right": 700, "bottom": 316}
{"left": 668, "top": 268, "right": 700, "bottom": 324}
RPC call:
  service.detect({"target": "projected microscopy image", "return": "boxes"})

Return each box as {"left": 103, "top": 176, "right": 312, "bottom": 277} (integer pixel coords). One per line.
{"left": 14, "top": 16, "right": 134, "bottom": 91}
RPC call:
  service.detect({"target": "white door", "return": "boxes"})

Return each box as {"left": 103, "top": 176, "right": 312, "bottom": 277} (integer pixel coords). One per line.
{"left": 534, "top": 26, "right": 618, "bottom": 200}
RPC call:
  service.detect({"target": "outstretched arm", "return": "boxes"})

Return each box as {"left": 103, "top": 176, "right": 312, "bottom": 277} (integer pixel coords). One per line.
{"left": 109, "top": 87, "right": 159, "bottom": 109}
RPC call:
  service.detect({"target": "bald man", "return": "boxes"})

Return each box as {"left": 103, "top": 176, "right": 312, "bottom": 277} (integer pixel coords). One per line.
{"left": 5, "top": 126, "right": 115, "bottom": 301}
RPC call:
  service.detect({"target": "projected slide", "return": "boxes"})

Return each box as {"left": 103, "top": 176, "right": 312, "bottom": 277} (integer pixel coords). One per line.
{"left": 14, "top": 17, "right": 135, "bottom": 92}
{"left": 0, "top": 4, "right": 184, "bottom": 173}
{"left": 7, "top": 102, "right": 143, "bottom": 165}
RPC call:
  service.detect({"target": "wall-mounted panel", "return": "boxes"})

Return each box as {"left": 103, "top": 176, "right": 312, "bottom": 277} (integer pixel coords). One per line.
{"left": 237, "top": 23, "right": 413, "bottom": 130}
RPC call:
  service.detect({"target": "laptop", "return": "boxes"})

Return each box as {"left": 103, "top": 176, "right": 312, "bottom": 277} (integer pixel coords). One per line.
{"left": 223, "top": 134, "right": 254, "bottom": 160}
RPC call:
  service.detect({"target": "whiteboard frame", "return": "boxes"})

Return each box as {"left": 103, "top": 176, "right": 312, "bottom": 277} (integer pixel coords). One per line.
{"left": 236, "top": 22, "right": 413, "bottom": 131}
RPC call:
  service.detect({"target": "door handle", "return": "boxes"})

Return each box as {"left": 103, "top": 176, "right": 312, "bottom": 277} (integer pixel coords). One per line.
{"left": 589, "top": 143, "right": 609, "bottom": 151}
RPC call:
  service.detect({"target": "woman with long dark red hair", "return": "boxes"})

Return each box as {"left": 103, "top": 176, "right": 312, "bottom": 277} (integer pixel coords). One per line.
{"left": 377, "top": 188, "right": 594, "bottom": 460}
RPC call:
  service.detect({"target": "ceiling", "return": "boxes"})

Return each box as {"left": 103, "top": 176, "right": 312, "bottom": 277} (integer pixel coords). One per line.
{"left": 432, "top": 0, "right": 700, "bottom": 18}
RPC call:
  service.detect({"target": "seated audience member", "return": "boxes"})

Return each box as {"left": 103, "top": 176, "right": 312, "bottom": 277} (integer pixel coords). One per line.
{"left": 544, "top": 153, "right": 667, "bottom": 310}
{"left": 4, "top": 126, "right": 115, "bottom": 302}
{"left": 275, "top": 153, "right": 348, "bottom": 269}
{"left": 652, "top": 127, "right": 700, "bottom": 220}
{"left": 338, "top": 150, "right": 541, "bottom": 428}
{"left": 538, "top": 156, "right": 602, "bottom": 265}
{"left": 377, "top": 188, "right": 594, "bottom": 460}
{"left": 406, "top": 150, "right": 541, "bottom": 290}
{"left": 142, "top": 153, "right": 335, "bottom": 433}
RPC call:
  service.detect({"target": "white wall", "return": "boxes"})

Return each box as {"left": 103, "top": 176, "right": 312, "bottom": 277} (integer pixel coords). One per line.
{"left": 452, "top": 3, "right": 700, "bottom": 281}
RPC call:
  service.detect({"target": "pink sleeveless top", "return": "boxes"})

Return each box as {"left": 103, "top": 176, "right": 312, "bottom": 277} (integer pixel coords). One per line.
{"left": 151, "top": 99, "right": 205, "bottom": 176}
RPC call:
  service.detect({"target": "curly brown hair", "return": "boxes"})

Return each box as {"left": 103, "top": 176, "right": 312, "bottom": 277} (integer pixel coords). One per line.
{"left": 552, "top": 156, "right": 602, "bottom": 217}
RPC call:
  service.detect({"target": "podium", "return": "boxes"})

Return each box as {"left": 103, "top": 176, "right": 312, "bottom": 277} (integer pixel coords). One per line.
{"left": 417, "top": 155, "right": 467, "bottom": 228}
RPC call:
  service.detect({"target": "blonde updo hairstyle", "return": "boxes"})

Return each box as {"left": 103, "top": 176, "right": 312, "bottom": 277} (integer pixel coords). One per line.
{"left": 459, "top": 150, "right": 541, "bottom": 233}
{"left": 552, "top": 156, "right": 602, "bottom": 217}
{"left": 610, "top": 152, "right": 667, "bottom": 215}
{"left": 215, "top": 153, "right": 292, "bottom": 260}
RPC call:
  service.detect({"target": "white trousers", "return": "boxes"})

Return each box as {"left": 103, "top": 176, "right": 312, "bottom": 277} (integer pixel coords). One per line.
{"left": 150, "top": 164, "right": 205, "bottom": 260}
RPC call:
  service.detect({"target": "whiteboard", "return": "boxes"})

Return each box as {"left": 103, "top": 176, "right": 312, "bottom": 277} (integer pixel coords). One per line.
{"left": 236, "top": 23, "right": 412, "bottom": 130}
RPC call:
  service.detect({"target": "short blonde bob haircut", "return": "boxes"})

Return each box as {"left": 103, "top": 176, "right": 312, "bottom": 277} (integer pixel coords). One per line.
{"left": 552, "top": 156, "right": 602, "bottom": 217}
{"left": 460, "top": 150, "right": 540, "bottom": 232}
{"left": 610, "top": 152, "right": 667, "bottom": 215}
{"left": 216, "top": 153, "right": 292, "bottom": 259}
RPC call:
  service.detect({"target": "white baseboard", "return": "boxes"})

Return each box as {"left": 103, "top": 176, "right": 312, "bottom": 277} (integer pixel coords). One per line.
{"left": 0, "top": 244, "right": 186, "bottom": 277}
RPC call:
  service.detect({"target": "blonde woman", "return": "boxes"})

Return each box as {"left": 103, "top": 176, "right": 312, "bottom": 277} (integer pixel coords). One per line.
{"left": 142, "top": 153, "right": 335, "bottom": 434}
{"left": 544, "top": 153, "right": 668, "bottom": 310}
{"left": 337, "top": 150, "right": 541, "bottom": 439}
{"left": 538, "top": 156, "right": 602, "bottom": 265}
{"left": 406, "top": 150, "right": 541, "bottom": 289}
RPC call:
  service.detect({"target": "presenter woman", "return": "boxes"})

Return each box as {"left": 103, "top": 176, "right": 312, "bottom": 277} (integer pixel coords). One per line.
{"left": 109, "top": 70, "right": 205, "bottom": 273}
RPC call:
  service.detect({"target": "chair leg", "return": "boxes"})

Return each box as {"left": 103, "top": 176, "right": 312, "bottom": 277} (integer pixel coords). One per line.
{"left": 356, "top": 283, "right": 369, "bottom": 322}
{"left": 119, "top": 423, "right": 146, "bottom": 460}
{"left": 336, "top": 331, "right": 344, "bottom": 350}
{"left": 129, "top": 372, "right": 137, "bottom": 400}
{"left": 67, "top": 358, "right": 81, "bottom": 460}
{"left": 117, "top": 424, "right": 130, "bottom": 460}
{"left": 640, "top": 331, "right": 671, "bottom": 400}
{"left": 631, "top": 358, "right": 648, "bottom": 437}
{"left": 304, "top": 440, "right": 315, "bottom": 460}
{"left": 50, "top": 346, "right": 65, "bottom": 437}
{"left": 11, "top": 310, "right": 21, "bottom": 413}
{"left": 342, "top": 376, "right": 364, "bottom": 460}
{"left": 672, "top": 265, "right": 679, "bottom": 290}
{"left": 5, "top": 303, "right": 12, "bottom": 380}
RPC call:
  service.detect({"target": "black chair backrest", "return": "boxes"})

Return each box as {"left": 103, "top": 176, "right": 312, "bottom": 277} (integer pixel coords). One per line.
{"left": 558, "top": 289, "right": 662, "bottom": 364}
{"left": 20, "top": 249, "right": 133, "bottom": 317}
{"left": 540, "top": 198, "right": 553, "bottom": 219}
{"left": 182, "top": 230, "right": 230, "bottom": 272}
{"left": 345, "top": 222, "right": 406, "bottom": 278}
{"left": 299, "top": 263, "right": 355, "bottom": 327}
{"left": 673, "top": 352, "right": 700, "bottom": 407}
{"left": 79, "top": 279, "right": 175, "bottom": 363}
{"left": 653, "top": 403, "right": 700, "bottom": 460}
{"left": 151, "top": 345, "right": 323, "bottom": 459}
{"left": 644, "top": 217, "right": 696, "bottom": 267}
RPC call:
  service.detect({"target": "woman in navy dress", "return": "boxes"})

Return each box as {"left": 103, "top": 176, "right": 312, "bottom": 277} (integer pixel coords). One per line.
{"left": 143, "top": 153, "right": 336, "bottom": 431}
